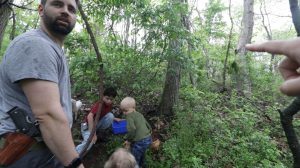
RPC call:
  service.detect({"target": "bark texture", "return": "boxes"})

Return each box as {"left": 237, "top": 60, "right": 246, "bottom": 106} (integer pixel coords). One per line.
{"left": 0, "top": 0, "right": 13, "bottom": 50}
{"left": 278, "top": 97, "right": 300, "bottom": 168}
{"left": 235, "top": 0, "right": 254, "bottom": 95}
{"left": 289, "top": 0, "right": 300, "bottom": 37}
{"left": 159, "top": 40, "right": 181, "bottom": 116}
{"left": 159, "top": 0, "right": 184, "bottom": 116}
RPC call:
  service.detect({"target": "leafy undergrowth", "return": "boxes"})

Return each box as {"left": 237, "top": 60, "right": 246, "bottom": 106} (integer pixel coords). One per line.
{"left": 145, "top": 87, "right": 293, "bottom": 168}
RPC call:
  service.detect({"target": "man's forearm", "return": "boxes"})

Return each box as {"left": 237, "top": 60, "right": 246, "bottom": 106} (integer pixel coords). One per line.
{"left": 38, "top": 111, "right": 80, "bottom": 166}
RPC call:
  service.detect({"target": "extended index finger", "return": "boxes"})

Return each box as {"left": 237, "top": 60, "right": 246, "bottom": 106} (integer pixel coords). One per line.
{"left": 246, "top": 38, "right": 300, "bottom": 61}
{"left": 245, "top": 40, "right": 287, "bottom": 55}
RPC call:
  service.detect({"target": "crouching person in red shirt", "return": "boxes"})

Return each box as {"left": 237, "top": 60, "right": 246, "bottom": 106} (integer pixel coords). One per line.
{"left": 76, "top": 87, "right": 122, "bottom": 153}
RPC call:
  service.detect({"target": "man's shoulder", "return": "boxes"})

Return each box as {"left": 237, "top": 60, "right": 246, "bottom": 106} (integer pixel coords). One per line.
{"left": 12, "top": 29, "right": 52, "bottom": 47}
{"left": 15, "top": 29, "right": 41, "bottom": 40}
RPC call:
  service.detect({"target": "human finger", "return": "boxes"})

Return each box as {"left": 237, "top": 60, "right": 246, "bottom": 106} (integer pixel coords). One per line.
{"left": 246, "top": 38, "right": 300, "bottom": 61}
{"left": 278, "top": 57, "right": 300, "bottom": 80}
{"left": 246, "top": 40, "right": 288, "bottom": 55}
{"left": 280, "top": 77, "right": 300, "bottom": 96}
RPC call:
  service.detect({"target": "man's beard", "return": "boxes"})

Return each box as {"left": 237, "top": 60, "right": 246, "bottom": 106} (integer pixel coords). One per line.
{"left": 43, "top": 12, "right": 75, "bottom": 35}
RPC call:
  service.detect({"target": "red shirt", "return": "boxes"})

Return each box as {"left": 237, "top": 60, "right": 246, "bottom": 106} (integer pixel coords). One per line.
{"left": 85, "top": 101, "right": 112, "bottom": 122}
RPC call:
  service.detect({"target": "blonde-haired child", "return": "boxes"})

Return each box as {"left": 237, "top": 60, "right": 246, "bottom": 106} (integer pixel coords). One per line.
{"left": 120, "top": 97, "right": 152, "bottom": 167}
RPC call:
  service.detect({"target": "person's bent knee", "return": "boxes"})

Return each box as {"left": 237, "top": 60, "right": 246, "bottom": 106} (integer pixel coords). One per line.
{"left": 106, "top": 113, "right": 114, "bottom": 122}
{"left": 97, "top": 113, "right": 114, "bottom": 130}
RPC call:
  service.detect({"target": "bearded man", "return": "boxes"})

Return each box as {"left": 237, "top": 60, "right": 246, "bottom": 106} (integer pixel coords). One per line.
{"left": 0, "top": 0, "right": 84, "bottom": 167}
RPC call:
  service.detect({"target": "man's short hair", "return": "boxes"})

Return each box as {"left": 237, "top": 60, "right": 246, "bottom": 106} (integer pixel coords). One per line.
{"left": 104, "top": 87, "right": 117, "bottom": 98}
{"left": 40, "top": 0, "right": 79, "bottom": 6}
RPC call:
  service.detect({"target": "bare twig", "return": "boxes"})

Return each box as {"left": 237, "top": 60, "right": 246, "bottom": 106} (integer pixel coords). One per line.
{"left": 8, "top": 2, "right": 37, "bottom": 11}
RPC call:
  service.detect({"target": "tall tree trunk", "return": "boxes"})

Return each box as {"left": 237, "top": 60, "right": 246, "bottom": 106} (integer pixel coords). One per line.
{"left": 235, "top": 0, "right": 254, "bottom": 95}
{"left": 0, "top": 0, "right": 13, "bottom": 50}
{"left": 289, "top": 0, "right": 300, "bottom": 37}
{"left": 159, "top": 44, "right": 181, "bottom": 116}
{"left": 159, "top": 0, "right": 184, "bottom": 116}
{"left": 78, "top": 2, "right": 104, "bottom": 157}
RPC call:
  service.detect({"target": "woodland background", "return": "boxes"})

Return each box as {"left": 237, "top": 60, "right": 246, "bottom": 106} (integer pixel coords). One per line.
{"left": 0, "top": 0, "right": 299, "bottom": 167}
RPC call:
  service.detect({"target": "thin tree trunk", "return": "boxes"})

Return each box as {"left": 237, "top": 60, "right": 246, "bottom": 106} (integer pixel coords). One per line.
{"left": 0, "top": 0, "right": 13, "bottom": 50}
{"left": 259, "top": 0, "right": 274, "bottom": 72}
{"left": 9, "top": 9, "right": 16, "bottom": 40}
{"left": 278, "top": 97, "right": 300, "bottom": 168}
{"left": 182, "top": 10, "right": 196, "bottom": 87}
{"left": 222, "top": 0, "right": 234, "bottom": 90}
{"left": 124, "top": 16, "right": 130, "bottom": 46}
{"left": 78, "top": 2, "right": 104, "bottom": 157}
{"left": 289, "top": 0, "right": 300, "bottom": 37}
{"left": 235, "top": 0, "right": 254, "bottom": 95}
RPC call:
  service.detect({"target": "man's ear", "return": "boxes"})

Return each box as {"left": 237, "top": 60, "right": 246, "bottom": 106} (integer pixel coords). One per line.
{"left": 38, "top": 4, "right": 44, "bottom": 16}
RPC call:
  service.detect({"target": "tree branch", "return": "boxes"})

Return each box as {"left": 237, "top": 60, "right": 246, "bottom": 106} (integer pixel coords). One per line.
{"left": 278, "top": 96, "right": 300, "bottom": 168}
{"left": 8, "top": 2, "right": 37, "bottom": 11}
{"left": 9, "top": 8, "right": 16, "bottom": 40}
{"left": 0, "top": 0, "right": 9, "bottom": 6}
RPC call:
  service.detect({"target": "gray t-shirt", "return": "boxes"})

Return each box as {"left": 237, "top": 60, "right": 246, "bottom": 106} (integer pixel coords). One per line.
{"left": 0, "top": 29, "right": 72, "bottom": 135}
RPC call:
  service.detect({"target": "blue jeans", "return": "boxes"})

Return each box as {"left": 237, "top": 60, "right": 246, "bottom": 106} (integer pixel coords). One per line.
{"left": 76, "top": 112, "right": 114, "bottom": 153}
{"left": 130, "top": 136, "right": 152, "bottom": 167}
{"left": 96, "top": 112, "right": 114, "bottom": 131}
{"left": 75, "top": 123, "right": 94, "bottom": 154}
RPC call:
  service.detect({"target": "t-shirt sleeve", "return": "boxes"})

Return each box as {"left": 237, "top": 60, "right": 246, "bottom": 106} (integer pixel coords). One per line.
{"left": 90, "top": 102, "right": 100, "bottom": 115}
{"left": 5, "top": 37, "right": 59, "bottom": 83}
